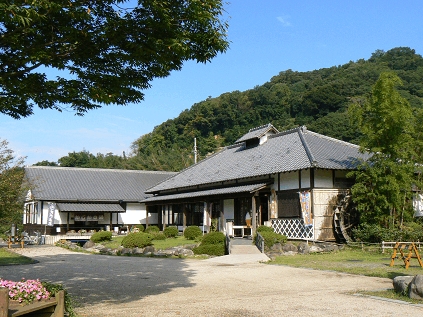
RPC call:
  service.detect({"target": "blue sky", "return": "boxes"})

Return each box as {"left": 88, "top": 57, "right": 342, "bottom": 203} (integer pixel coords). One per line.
{"left": 1, "top": 0, "right": 423, "bottom": 165}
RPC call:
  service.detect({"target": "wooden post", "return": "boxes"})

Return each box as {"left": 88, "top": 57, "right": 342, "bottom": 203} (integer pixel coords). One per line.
{"left": 0, "top": 288, "right": 8, "bottom": 317}
{"left": 183, "top": 204, "right": 187, "bottom": 231}
{"left": 54, "top": 290, "right": 65, "bottom": 317}
{"left": 252, "top": 194, "right": 257, "bottom": 236}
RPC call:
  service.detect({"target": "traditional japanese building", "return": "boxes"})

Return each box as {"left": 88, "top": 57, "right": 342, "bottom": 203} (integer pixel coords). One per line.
{"left": 143, "top": 124, "right": 369, "bottom": 241}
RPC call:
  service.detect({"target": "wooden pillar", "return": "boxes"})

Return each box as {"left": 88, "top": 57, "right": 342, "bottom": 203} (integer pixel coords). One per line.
{"left": 183, "top": 204, "right": 187, "bottom": 230}
{"left": 67, "top": 212, "right": 70, "bottom": 231}
{"left": 162, "top": 206, "right": 166, "bottom": 230}
{"left": 219, "top": 199, "right": 224, "bottom": 232}
{"left": 252, "top": 194, "right": 257, "bottom": 235}
{"left": 145, "top": 206, "right": 149, "bottom": 228}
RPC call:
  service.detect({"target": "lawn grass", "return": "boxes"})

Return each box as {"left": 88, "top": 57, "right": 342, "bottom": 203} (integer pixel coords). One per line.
{"left": 0, "top": 247, "right": 36, "bottom": 265}
{"left": 270, "top": 246, "right": 423, "bottom": 279}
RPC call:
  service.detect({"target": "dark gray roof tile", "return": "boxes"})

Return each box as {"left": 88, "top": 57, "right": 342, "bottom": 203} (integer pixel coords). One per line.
{"left": 25, "top": 167, "right": 176, "bottom": 201}
{"left": 147, "top": 126, "right": 369, "bottom": 193}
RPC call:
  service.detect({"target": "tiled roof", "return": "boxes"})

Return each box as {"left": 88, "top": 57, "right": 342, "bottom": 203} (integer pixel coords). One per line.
{"left": 143, "top": 183, "right": 269, "bottom": 203}
{"left": 57, "top": 203, "right": 125, "bottom": 212}
{"left": 25, "top": 166, "right": 176, "bottom": 201}
{"left": 235, "top": 123, "right": 279, "bottom": 143}
{"left": 147, "top": 126, "right": 369, "bottom": 193}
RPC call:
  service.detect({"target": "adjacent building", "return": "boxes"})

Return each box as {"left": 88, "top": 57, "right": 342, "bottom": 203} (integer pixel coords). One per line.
{"left": 23, "top": 166, "right": 175, "bottom": 235}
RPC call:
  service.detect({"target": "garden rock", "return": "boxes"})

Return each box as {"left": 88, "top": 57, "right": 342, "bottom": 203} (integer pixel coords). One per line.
{"left": 133, "top": 247, "right": 145, "bottom": 254}
{"left": 270, "top": 243, "right": 283, "bottom": 253}
{"left": 120, "top": 248, "right": 132, "bottom": 255}
{"left": 409, "top": 275, "right": 423, "bottom": 300}
{"left": 309, "top": 245, "right": 323, "bottom": 253}
{"left": 83, "top": 240, "right": 95, "bottom": 248}
{"left": 297, "top": 242, "right": 310, "bottom": 254}
{"left": 282, "top": 243, "right": 297, "bottom": 252}
{"left": 143, "top": 246, "right": 155, "bottom": 254}
{"left": 393, "top": 276, "right": 414, "bottom": 295}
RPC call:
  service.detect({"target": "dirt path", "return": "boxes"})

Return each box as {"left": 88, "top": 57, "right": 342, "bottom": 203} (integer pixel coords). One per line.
{"left": 2, "top": 245, "right": 423, "bottom": 316}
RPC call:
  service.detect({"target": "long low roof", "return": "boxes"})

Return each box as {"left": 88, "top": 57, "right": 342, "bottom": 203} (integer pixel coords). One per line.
{"left": 57, "top": 203, "right": 125, "bottom": 212}
{"left": 142, "top": 183, "right": 269, "bottom": 203}
{"left": 25, "top": 166, "right": 176, "bottom": 201}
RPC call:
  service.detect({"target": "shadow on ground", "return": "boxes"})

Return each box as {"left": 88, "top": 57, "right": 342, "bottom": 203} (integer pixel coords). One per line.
{"left": 0, "top": 251, "right": 196, "bottom": 306}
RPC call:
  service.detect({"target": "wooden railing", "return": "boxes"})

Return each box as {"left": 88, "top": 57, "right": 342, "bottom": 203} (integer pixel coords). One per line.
{"left": 0, "top": 289, "right": 64, "bottom": 317}
{"left": 255, "top": 232, "right": 265, "bottom": 253}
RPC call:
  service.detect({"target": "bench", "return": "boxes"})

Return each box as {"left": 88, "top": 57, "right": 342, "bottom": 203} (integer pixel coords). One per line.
{"left": 0, "top": 289, "right": 64, "bottom": 317}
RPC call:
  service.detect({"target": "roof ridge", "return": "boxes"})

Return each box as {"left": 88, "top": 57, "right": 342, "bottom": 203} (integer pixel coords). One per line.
{"left": 248, "top": 123, "right": 273, "bottom": 132}
{"left": 26, "top": 166, "right": 175, "bottom": 174}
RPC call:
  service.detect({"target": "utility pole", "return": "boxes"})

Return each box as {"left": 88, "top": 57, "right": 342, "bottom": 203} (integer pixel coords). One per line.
{"left": 194, "top": 138, "right": 197, "bottom": 164}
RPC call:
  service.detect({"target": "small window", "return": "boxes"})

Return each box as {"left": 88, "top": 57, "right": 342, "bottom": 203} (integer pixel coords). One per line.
{"left": 277, "top": 191, "right": 301, "bottom": 218}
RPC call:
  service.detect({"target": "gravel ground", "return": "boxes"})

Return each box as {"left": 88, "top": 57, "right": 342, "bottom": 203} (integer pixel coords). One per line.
{"left": 2, "top": 245, "right": 423, "bottom": 317}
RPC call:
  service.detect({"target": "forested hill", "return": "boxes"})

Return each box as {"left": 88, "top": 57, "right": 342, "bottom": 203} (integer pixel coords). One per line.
{"left": 38, "top": 47, "right": 423, "bottom": 171}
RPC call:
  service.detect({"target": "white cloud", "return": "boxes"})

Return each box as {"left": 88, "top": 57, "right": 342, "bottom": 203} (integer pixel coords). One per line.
{"left": 277, "top": 16, "right": 292, "bottom": 27}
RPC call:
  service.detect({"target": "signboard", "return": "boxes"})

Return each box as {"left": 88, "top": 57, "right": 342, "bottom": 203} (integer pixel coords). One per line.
{"left": 299, "top": 191, "right": 313, "bottom": 227}
{"left": 47, "top": 203, "right": 55, "bottom": 227}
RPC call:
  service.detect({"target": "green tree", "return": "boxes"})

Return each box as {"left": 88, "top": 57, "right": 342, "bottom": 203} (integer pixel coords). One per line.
{"left": 0, "top": 139, "right": 26, "bottom": 235}
{"left": 348, "top": 72, "right": 419, "bottom": 227}
{"left": 0, "top": 0, "right": 229, "bottom": 119}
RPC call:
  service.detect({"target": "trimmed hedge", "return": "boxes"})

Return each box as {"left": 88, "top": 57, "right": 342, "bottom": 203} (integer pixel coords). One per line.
{"left": 184, "top": 226, "right": 202, "bottom": 240}
{"left": 145, "top": 225, "right": 160, "bottom": 233}
{"left": 201, "top": 231, "right": 225, "bottom": 245}
{"left": 256, "top": 231, "right": 287, "bottom": 249}
{"left": 121, "top": 232, "right": 153, "bottom": 248}
{"left": 256, "top": 225, "right": 274, "bottom": 233}
{"left": 152, "top": 232, "right": 166, "bottom": 240}
{"left": 90, "top": 231, "right": 112, "bottom": 243}
{"left": 134, "top": 224, "right": 145, "bottom": 232}
{"left": 193, "top": 244, "right": 225, "bottom": 256}
{"left": 193, "top": 231, "right": 226, "bottom": 256}
{"left": 163, "top": 226, "right": 179, "bottom": 238}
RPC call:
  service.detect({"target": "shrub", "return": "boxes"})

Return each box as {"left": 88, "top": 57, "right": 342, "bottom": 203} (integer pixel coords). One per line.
{"left": 193, "top": 244, "right": 225, "bottom": 256}
{"left": 256, "top": 225, "right": 274, "bottom": 233}
{"left": 201, "top": 231, "right": 225, "bottom": 245}
{"left": 257, "top": 231, "right": 287, "bottom": 249}
{"left": 152, "top": 232, "right": 166, "bottom": 240}
{"left": 352, "top": 222, "right": 423, "bottom": 243}
{"left": 184, "top": 226, "right": 202, "bottom": 240}
{"left": 121, "top": 232, "right": 153, "bottom": 248}
{"left": 163, "top": 226, "right": 179, "bottom": 238}
{"left": 133, "top": 224, "right": 145, "bottom": 232}
{"left": 145, "top": 225, "right": 160, "bottom": 233}
{"left": 90, "top": 231, "right": 112, "bottom": 243}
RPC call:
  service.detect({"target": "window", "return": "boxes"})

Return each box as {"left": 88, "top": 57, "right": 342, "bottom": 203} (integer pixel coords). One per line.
{"left": 277, "top": 191, "right": 301, "bottom": 218}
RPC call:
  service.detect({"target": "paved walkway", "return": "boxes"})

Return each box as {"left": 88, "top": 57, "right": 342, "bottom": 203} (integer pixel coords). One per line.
{"left": 206, "top": 238, "right": 270, "bottom": 265}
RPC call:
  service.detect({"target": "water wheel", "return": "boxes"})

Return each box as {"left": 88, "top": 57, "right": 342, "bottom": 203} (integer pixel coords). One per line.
{"left": 333, "top": 193, "right": 359, "bottom": 243}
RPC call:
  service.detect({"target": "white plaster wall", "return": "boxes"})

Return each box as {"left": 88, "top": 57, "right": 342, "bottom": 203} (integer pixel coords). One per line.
{"left": 119, "top": 203, "right": 146, "bottom": 225}
{"left": 280, "top": 171, "right": 299, "bottom": 190}
{"left": 314, "top": 169, "right": 333, "bottom": 188}
{"left": 301, "top": 169, "right": 311, "bottom": 188}
{"left": 224, "top": 199, "right": 234, "bottom": 220}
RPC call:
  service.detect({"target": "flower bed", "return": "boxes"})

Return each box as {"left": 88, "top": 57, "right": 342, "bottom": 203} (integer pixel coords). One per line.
{"left": 0, "top": 279, "right": 50, "bottom": 304}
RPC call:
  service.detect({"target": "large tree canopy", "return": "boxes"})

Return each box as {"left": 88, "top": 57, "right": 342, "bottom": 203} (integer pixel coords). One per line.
{"left": 0, "top": 0, "right": 229, "bottom": 118}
